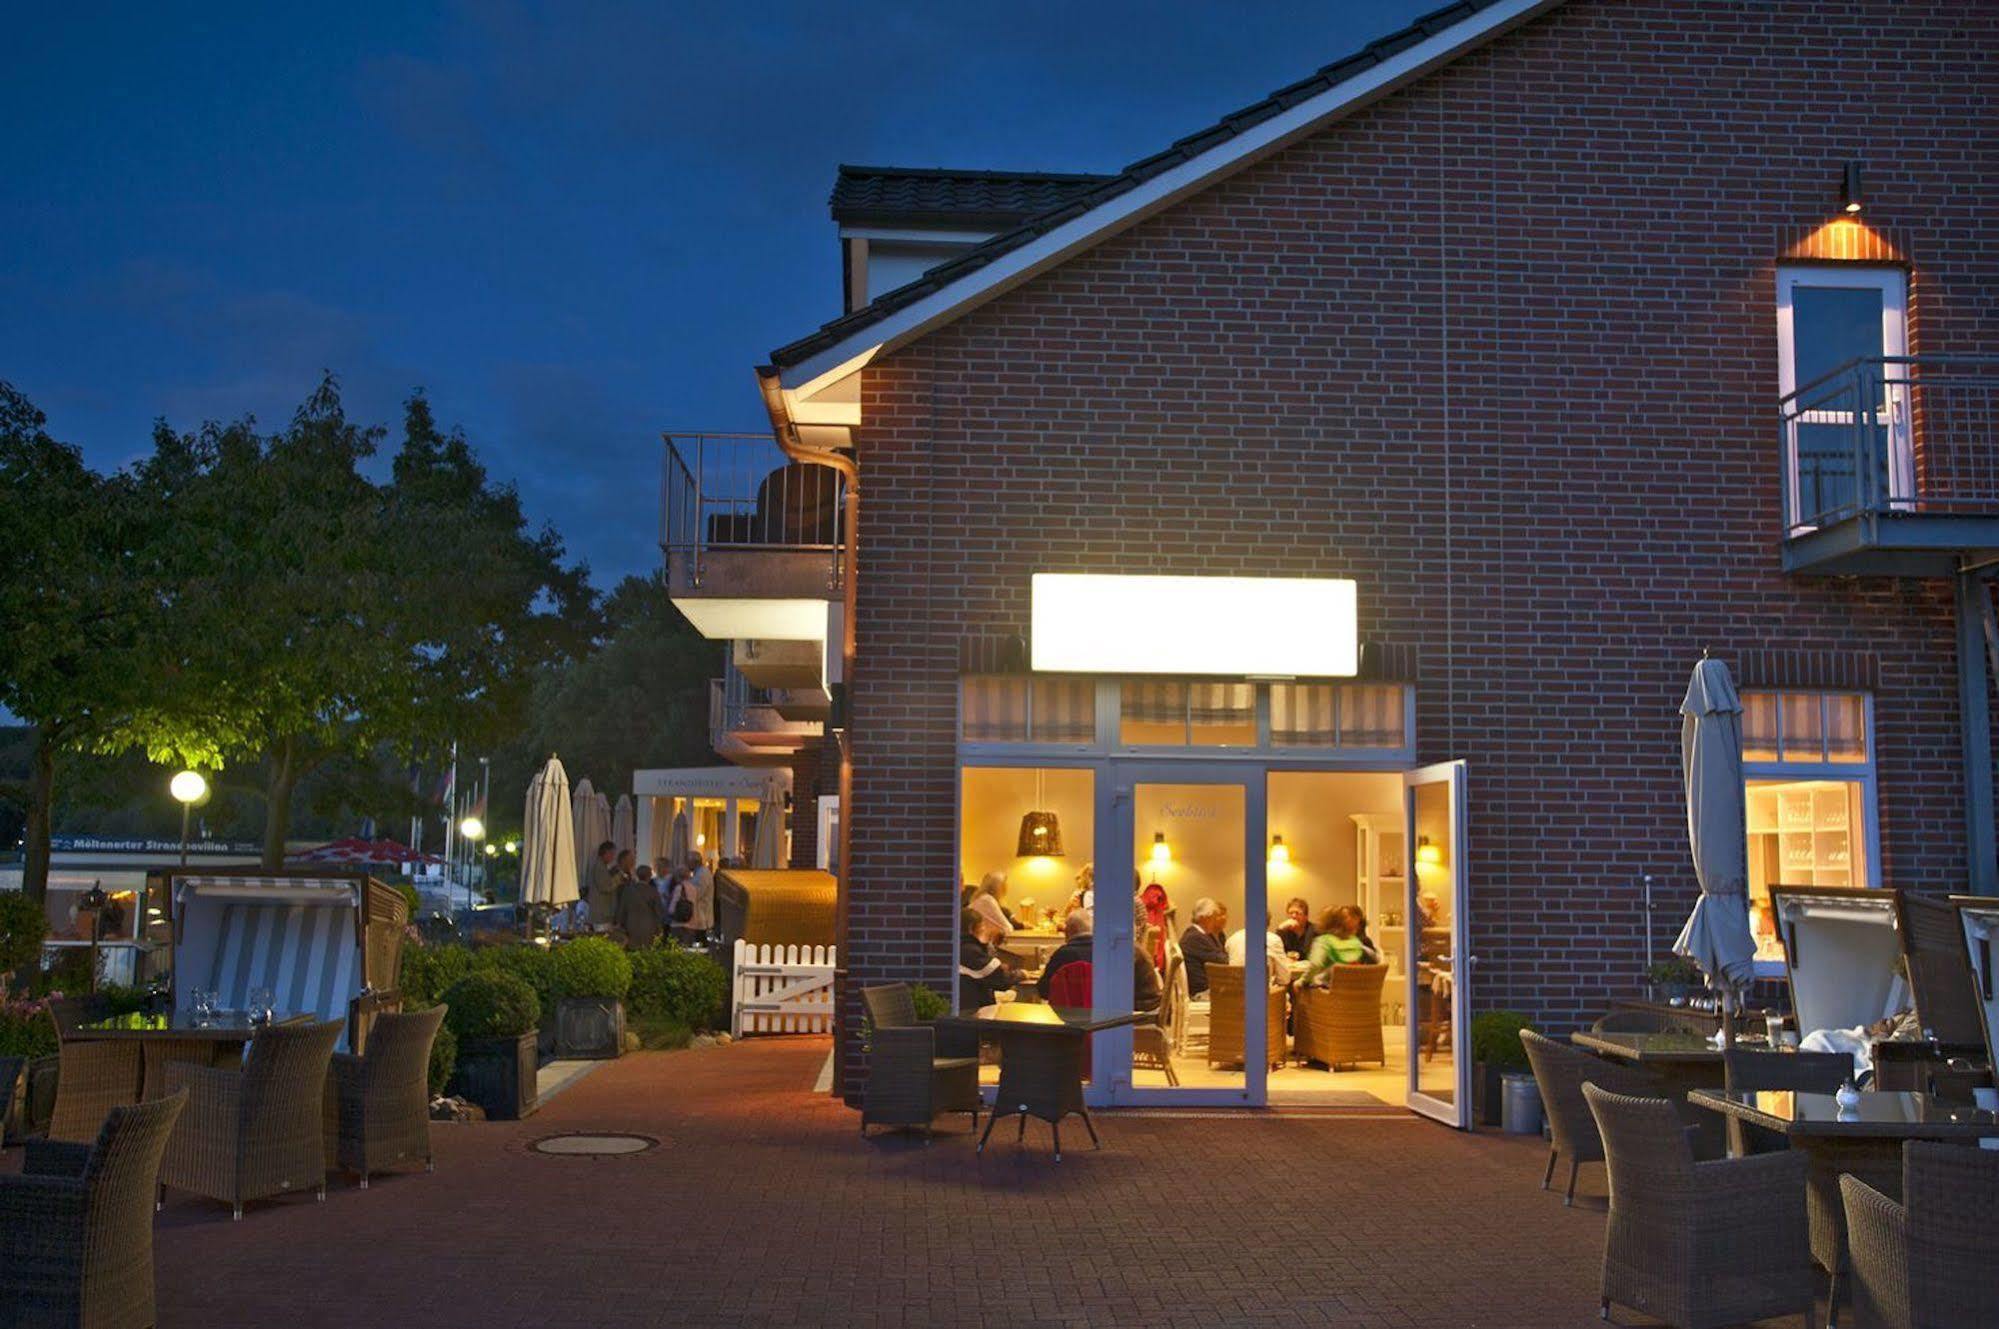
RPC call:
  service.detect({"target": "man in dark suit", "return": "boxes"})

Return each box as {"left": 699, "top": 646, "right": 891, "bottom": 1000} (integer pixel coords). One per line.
{"left": 1179, "top": 898, "right": 1230, "bottom": 998}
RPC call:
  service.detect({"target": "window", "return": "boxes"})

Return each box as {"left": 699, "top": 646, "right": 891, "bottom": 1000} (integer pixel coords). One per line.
{"left": 1270, "top": 683, "right": 1406, "bottom": 750}
{"left": 1777, "top": 265, "right": 1910, "bottom": 526}
{"left": 1741, "top": 689, "right": 1878, "bottom": 967}
{"left": 962, "top": 677, "right": 1412, "bottom": 753}
{"left": 961, "top": 676, "right": 1094, "bottom": 744}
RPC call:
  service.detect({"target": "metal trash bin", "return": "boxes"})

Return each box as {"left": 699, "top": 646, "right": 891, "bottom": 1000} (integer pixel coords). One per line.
{"left": 1500, "top": 1071, "right": 1544, "bottom": 1135}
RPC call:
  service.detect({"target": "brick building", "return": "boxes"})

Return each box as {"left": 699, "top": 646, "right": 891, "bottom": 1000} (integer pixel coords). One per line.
{"left": 666, "top": 0, "right": 1999, "bottom": 1117}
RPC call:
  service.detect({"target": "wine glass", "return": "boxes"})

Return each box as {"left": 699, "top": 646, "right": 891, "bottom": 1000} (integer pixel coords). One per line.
{"left": 248, "top": 986, "right": 274, "bottom": 1026}
{"left": 191, "top": 987, "right": 215, "bottom": 1027}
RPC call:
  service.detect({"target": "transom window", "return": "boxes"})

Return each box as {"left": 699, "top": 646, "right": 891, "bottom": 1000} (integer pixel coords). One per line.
{"left": 960, "top": 677, "right": 1411, "bottom": 753}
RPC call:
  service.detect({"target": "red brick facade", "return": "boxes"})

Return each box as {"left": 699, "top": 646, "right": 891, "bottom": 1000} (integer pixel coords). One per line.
{"left": 833, "top": 0, "right": 1999, "bottom": 1093}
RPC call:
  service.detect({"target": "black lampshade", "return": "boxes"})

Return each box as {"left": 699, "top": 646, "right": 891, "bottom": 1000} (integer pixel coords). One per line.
{"left": 1841, "top": 161, "right": 1864, "bottom": 214}
{"left": 1016, "top": 810, "right": 1065, "bottom": 857}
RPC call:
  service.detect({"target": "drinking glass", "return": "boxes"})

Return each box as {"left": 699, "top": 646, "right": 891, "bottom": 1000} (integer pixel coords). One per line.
{"left": 249, "top": 986, "right": 274, "bottom": 1026}
{"left": 191, "top": 987, "right": 214, "bottom": 1026}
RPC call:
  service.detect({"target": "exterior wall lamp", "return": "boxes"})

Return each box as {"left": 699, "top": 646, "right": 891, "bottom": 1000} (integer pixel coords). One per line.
{"left": 1840, "top": 161, "right": 1864, "bottom": 215}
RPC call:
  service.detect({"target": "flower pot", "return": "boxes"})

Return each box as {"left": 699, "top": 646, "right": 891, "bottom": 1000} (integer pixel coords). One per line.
{"left": 1471, "top": 1060, "right": 1512, "bottom": 1127}
{"left": 1500, "top": 1072, "right": 1544, "bottom": 1135}
{"left": 450, "top": 1032, "right": 539, "bottom": 1120}
{"left": 554, "top": 997, "right": 626, "bottom": 1060}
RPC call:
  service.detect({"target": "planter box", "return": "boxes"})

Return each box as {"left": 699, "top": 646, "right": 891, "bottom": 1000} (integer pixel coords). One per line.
{"left": 554, "top": 997, "right": 626, "bottom": 1060}
{"left": 451, "top": 1033, "right": 539, "bottom": 1120}
{"left": 4, "top": 1055, "right": 59, "bottom": 1143}
{"left": 1471, "top": 1060, "right": 1510, "bottom": 1127}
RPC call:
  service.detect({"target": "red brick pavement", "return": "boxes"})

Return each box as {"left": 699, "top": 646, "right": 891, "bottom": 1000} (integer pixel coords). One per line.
{"left": 13, "top": 1039, "right": 1820, "bottom": 1327}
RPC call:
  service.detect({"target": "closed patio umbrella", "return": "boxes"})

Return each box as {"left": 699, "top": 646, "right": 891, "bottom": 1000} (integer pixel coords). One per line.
{"left": 520, "top": 756, "right": 579, "bottom": 911}
{"left": 667, "top": 806, "right": 691, "bottom": 865}
{"left": 1673, "top": 654, "right": 1758, "bottom": 1045}
{"left": 611, "top": 794, "right": 635, "bottom": 858}
{"left": 572, "top": 779, "right": 610, "bottom": 880}
{"left": 751, "top": 798, "right": 784, "bottom": 869}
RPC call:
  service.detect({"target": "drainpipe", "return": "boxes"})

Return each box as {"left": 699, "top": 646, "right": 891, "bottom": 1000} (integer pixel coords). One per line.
{"left": 759, "top": 365, "right": 860, "bottom": 1098}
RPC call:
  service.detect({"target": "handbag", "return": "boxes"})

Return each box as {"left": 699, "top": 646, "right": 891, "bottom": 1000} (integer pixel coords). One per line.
{"left": 670, "top": 886, "right": 694, "bottom": 924}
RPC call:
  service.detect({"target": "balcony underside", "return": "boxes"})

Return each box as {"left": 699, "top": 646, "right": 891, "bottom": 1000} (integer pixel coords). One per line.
{"left": 666, "top": 548, "right": 839, "bottom": 603}
{"left": 1782, "top": 512, "right": 1999, "bottom": 577}
{"left": 713, "top": 723, "right": 818, "bottom": 768}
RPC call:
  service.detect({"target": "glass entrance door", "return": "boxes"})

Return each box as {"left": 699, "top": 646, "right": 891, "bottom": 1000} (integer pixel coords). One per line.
{"left": 1093, "top": 763, "right": 1265, "bottom": 1105}
{"left": 1405, "top": 761, "right": 1469, "bottom": 1126}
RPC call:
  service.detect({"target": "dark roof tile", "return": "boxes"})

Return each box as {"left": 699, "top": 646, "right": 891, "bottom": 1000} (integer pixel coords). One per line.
{"left": 830, "top": 165, "right": 1114, "bottom": 228}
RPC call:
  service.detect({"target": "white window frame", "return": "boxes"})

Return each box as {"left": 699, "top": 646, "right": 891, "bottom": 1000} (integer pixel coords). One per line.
{"left": 1741, "top": 689, "right": 1882, "bottom": 978}
{"left": 1775, "top": 265, "right": 1911, "bottom": 525}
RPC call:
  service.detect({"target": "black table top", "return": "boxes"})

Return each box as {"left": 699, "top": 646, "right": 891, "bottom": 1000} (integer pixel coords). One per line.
{"left": 936, "top": 1003, "right": 1148, "bottom": 1035}
{"left": 1688, "top": 1089, "right": 1999, "bottom": 1140}
{"left": 73, "top": 1011, "right": 309, "bottom": 1041}
{"left": 1572, "top": 1030, "right": 1730, "bottom": 1063}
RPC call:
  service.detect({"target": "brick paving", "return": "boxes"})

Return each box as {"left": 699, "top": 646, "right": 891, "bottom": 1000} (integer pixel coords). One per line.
{"left": 15, "top": 1038, "right": 1820, "bottom": 1327}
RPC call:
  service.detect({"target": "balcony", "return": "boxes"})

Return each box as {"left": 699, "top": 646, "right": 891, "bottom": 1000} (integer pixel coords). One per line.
{"left": 708, "top": 661, "right": 823, "bottom": 767}
{"left": 1781, "top": 356, "right": 1999, "bottom": 576}
{"left": 662, "top": 432, "right": 846, "bottom": 608}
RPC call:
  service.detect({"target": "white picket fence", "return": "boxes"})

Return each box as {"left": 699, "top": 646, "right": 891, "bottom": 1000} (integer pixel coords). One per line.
{"left": 731, "top": 940, "right": 837, "bottom": 1038}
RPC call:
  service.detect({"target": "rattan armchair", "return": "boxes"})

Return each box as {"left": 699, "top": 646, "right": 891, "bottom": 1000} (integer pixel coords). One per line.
{"left": 47, "top": 998, "right": 142, "bottom": 1145}
{"left": 858, "top": 985, "right": 980, "bottom": 1138}
{"left": 1841, "top": 1140, "right": 1999, "bottom": 1329}
{"left": 1520, "top": 1028, "right": 1665, "bottom": 1205}
{"left": 1583, "top": 1082, "right": 1813, "bottom": 1329}
{"left": 0, "top": 1089, "right": 187, "bottom": 1329}
{"left": 325, "top": 1005, "right": 446, "bottom": 1187}
{"left": 1, "top": 1055, "right": 23, "bottom": 1142}
{"left": 1721, "top": 1047, "right": 1851, "bottom": 1157}
{"left": 160, "top": 1019, "right": 342, "bottom": 1219}
{"left": 1293, "top": 964, "right": 1387, "bottom": 1069}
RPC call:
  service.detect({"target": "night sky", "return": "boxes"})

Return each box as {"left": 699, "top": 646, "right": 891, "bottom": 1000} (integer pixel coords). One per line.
{"left": 5, "top": 2, "right": 1432, "bottom": 588}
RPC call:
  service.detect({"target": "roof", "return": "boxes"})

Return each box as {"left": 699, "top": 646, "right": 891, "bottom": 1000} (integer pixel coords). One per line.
{"left": 769, "top": 0, "right": 1561, "bottom": 379}
{"left": 830, "top": 165, "right": 1115, "bottom": 229}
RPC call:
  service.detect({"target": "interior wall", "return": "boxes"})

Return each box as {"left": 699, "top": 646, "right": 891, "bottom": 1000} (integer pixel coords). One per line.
{"left": 959, "top": 767, "right": 1095, "bottom": 920}
{"left": 1412, "top": 778, "right": 1456, "bottom": 931}
{"left": 1134, "top": 782, "right": 1248, "bottom": 935}
{"left": 1265, "top": 770, "right": 1402, "bottom": 923}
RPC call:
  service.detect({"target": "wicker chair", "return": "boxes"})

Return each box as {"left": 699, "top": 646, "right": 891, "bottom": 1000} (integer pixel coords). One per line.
{"left": 1583, "top": 1082, "right": 1813, "bottom": 1329}
{"left": 1841, "top": 1140, "right": 1999, "bottom": 1329}
{"left": 1520, "top": 1028, "right": 1665, "bottom": 1206}
{"left": 1206, "top": 964, "right": 1287, "bottom": 1071}
{"left": 1721, "top": 1047, "right": 1852, "bottom": 1157}
{"left": 47, "top": 998, "right": 142, "bottom": 1145}
{"left": 1590, "top": 1009, "right": 1702, "bottom": 1035}
{"left": 159, "top": 1019, "right": 342, "bottom": 1219}
{"left": 1, "top": 1055, "right": 22, "bottom": 1142}
{"left": 1293, "top": 964, "right": 1387, "bottom": 1069}
{"left": 858, "top": 984, "right": 980, "bottom": 1138}
{"left": 325, "top": 1005, "right": 446, "bottom": 1188}
{"left": 0, "top": 1089, "right": 187, "bottom": 1329}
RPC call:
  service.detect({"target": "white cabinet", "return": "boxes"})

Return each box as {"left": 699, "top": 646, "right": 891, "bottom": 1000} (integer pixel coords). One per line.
{"left": 1351, "top": 813, "right": 1406, "bottom": 1023}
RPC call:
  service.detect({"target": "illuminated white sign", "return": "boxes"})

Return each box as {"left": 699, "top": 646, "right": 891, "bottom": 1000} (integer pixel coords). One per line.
{"left": 1030, "top": 574, "right": 1358, "bottom": 677}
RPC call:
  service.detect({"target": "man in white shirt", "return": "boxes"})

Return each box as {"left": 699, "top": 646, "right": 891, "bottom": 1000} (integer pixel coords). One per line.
{"left": 1226, "top": 925, "right": 1293, "bottom": 990}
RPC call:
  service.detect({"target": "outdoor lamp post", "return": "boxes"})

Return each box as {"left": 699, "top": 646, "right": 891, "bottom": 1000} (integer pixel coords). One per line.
{"left": 459, "top": 816, "right": 485, "bottom": 911}
{"left": 170, "top": 770, "right": 208, "bottom": 867}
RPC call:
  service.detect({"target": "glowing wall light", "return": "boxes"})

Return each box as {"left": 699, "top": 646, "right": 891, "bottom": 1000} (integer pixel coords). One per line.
{"left": 1030, "top": 574, "right": 1358, "bottom": 676}
{"left": 1416, "top": 836, "right": 1444, "bottom": 867}
{"left": 1840, "top": 161, "right": 1864, "bottom": 214}
{"left": 1268, "top": 834, "right": 1290, "bottom": 866}
{"left": 1150, "top": 832, "right": 1171, "bottom": 866}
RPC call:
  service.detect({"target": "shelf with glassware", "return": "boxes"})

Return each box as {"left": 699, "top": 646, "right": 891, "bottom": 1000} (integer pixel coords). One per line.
{"left": 1351, "top": 813, "right": 1406, "bottom": 1022}
{"left": 1746, "top": 780, "right": 1865, "bottom": 962}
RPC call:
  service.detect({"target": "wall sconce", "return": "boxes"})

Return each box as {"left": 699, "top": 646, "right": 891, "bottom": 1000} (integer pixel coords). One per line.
{"left": 1268, "top": 834, "right": 1290, "bottom": 866}
{"left": 1015, "top": 810, "right": 1065, "bottom": 857}
{"left": 1840, "top": 161, "right": 1864, "bottom": 215}
{"left": 1416, "top": 836, "right": 1444, "bottom": 867}
{"left": 1150, "top": 832, "right": 1171, "bottom": 865}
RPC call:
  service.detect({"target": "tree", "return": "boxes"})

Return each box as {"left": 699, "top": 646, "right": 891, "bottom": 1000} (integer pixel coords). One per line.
{"left": 0, "top": 382, "right": 244, "bottom": 900}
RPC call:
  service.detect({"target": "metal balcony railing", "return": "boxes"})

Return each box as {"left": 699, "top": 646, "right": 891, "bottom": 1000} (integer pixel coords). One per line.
{"left": 1781, "top": 356, "right": 1999, "bottom": 534}
{"left": 709, "top": 663, "right": 816, "bottom": 749}
{"left": 662, "top": 432, "right": 846, "bottom": 588}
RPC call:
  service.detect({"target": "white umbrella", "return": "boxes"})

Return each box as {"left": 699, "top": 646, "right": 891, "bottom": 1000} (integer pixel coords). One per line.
{"left": 667, "top": 806, "right": 691, "bottom": 865}
{"left": 572, "top": 778, "right": 611, "bottom": 879}
{"left": 1673, "top": 654, "right": 1758, "bottom": 1044}
{"left": 611, "top": 794, "right": 635, "bottom": 858}
{"left": 520, "top": 756, "right": 579, "bottom": 909}
{"left": 751, "top": 799, "right": 783, "bottom": 870}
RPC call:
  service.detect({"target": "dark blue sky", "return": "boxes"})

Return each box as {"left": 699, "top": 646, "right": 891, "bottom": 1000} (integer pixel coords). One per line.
{"left": 5, "top": 2, "right": 1431, "bottom": 588}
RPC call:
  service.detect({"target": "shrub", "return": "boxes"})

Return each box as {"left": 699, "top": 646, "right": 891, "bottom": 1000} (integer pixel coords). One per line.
{"left": 441, "top": 970, "right": 539, "bottom": 1042}
{"left": 1469, "top": 1010, "right": 1531, "bottom": 1070}
{"left": 909, "top": 983, "right": 950, "bottom": 1023}
{"left": 627, "top": 942, "right": 727, "bottom": 1032}
{"left": 547, "top": 936, "right": 633, "bottom": 1002}
{"left": 397, "top": 882, "right": 422, "bottom": 919}
{"left": 427, "top": 1019, "right": 458, "bottom": 1095}
{"left": 474, "top": 944, "right": 558, "bottom": 1016}
{"left": 0, "top": 892, "right": 48, "bottom": 989}
{"left": 400, "top": 942, "right": 473, "bottom": 1009}
{"left": 629, "top": 1014, "right": 693, "bottom": 1051}
{"left": 1647, "top": 955, "right": 1703, "bottom": 986}
{"left": 0, "top": 995, "right": 57, "bottom": 1059}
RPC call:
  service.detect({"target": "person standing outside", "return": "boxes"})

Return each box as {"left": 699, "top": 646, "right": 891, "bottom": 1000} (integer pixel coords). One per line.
{"left": 678, "top": 853, "right": 715, "bottom": 945}
{"left": 584, "top": 841, "right": 620, "bottom": 930}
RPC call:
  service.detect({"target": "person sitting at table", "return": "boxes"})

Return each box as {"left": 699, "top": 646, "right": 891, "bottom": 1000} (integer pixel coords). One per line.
{"left": 958, "top": 907, "right": 1018, "bottom": 1011}
{"left": 966, "top": 889, "right": 1013, "bottom": 943}
{"left": 1226, "top": 924, "right": 1293, "bottom": 990}
{"left": 1138, "top": 874, "right": 1170, "bottom": 968}
{"left": 976, "top": 871, "right": 1021, "bottom": 929}
{"left": 1179, "top": 898, "right": 1230, "bottom": 998}
{"left": 1038, "top": 909, "right": 1093, "bottom": 999}
{"left": 1346, "top": 904, "right": 1384, "bottom": 965}
{"left": 1275, "top": 897, "right": 1317, "bottom": 959}
{"left": 1062, "top": 863, "right": 1095, "bottom": 922}
{"left": 1134, "top": 926, "right": 1162, "bottom": 1014}
{"left": 1294, "top": 905, "right": 1370, "bottom": 987}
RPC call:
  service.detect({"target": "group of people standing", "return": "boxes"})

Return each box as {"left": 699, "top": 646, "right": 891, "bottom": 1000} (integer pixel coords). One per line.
{"left": 581, "top": 841, "right": 714, "bottom": 948}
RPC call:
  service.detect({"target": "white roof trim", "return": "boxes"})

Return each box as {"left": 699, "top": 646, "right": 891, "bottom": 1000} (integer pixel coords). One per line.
{"left": 776, "top": 0, "right": 1562, "bottom": 390}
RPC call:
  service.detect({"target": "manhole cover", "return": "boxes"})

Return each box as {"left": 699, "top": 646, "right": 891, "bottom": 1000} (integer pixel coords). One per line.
{"left": 530, "top": 1132, "right": 658, "bottom": 1157}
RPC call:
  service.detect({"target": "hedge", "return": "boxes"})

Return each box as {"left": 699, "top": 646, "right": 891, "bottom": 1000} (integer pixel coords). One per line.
{"left": 627, "top": 942, "right": 727, "bottom": 1032}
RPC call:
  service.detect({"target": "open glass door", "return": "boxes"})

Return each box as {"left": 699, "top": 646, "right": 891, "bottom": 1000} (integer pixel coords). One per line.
{"left": 1405, "top": 761, "right": 1469, "bottom": 1126}
{"left": 1094, "top": 763, "right": 1265, "bottom": 1105}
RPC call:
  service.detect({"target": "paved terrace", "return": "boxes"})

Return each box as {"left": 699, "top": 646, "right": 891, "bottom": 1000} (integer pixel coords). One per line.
{"left": 20, "top": 1039, "right": 1820, "bottom": 1328}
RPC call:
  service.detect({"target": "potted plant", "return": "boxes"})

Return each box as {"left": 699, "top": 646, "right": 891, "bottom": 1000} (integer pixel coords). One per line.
{"left": 547, "top": 937, "right": 632, "bottom": 1059}
{"left": 443, "top": 970, "right": 541, "bottom": 1120}
{"left": 1469, "top": 1009, "right": 1531, "bottom": 1128}
{"left": 1647, "top": 955, "right": 1703, "bottom": 1005}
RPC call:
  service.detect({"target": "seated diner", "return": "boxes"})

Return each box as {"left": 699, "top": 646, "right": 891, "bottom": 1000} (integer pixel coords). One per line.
{"left": 958, "top": 907, "right": 1019, "bottom": 1009}
{"left": 1179, "top": 898, "right": 1229, "bottom": 998}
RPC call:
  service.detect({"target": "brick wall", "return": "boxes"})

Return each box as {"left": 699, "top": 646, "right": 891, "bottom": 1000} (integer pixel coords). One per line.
{"left": 834, "top": 0, "right": 1999, "bottom": 1093}
{"left": 788, "top": 742, "right": 821, "bottom": 870}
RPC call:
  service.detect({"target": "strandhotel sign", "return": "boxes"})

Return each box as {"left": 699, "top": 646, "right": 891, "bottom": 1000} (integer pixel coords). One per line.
{"left": 1029, "top": 574, "right": 1359, "bottom": 677}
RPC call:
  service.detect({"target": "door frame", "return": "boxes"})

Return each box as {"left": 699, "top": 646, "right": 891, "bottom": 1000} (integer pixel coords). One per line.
{"left": 1775, "top": 263, "right": 1912, "bottom": 523}
{"left": 1094, "top": 759, "right": 1267, "bottom": 1106}
{"left": 1404, "top": 760, "right": 1471, "bottom": 1127}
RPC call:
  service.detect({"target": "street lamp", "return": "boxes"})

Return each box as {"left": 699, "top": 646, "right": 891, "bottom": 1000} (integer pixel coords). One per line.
{"left": 170, "top": 770, "right": 208, "bottom": 867}
{"left": 458, "top": 817, "right": 485, "bottom": 912}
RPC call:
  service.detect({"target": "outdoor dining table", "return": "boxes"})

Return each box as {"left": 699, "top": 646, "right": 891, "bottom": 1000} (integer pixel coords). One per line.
{"left": 1571, "top": 1029, "right": 1731, "bottom": 1157}
{"left": 72, "top": 1010, "right": 309, "bottom": 1101}
{"left": 1688, "top": 1088, "right": 1999, "bottom": 1297}
{"left": 934, "top": 1003, "right": 1146, "bottom": 1161}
